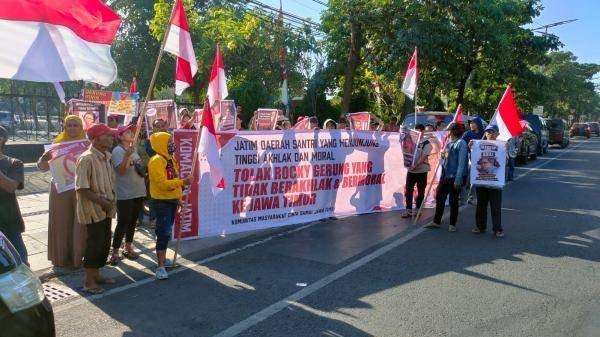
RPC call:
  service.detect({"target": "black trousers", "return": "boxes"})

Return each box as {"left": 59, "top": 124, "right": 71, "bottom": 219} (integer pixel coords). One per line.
{"left": 84, "top": 218, "right": 112, "bottom": 269}
{"left": 405, "top": 172, "right": 428, "bottom": 210}
{"left": 433, "top": 181, "right": 461, "bottom": 226}
{"left": 475, "top": 187, "right": 503, "bottom": 232}
{"left": 113, "top": 197, "right": 145, "bottom": 249}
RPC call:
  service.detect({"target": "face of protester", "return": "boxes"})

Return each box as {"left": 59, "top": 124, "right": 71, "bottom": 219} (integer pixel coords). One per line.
{"left": 470, "top": 121, "right": 479, "bottom": 132}
{"left": 107, "top": 117, "right": 119, "bottom": 128}
{"left": 485, "top": 130, "right": 498, "bottom": 140}
{"left": 153, "top": 120, "right": 167, "bottom": 132}
{"left": 235, "top": 117, "right": 242, "bottom": 130}
{"left": 93, "top": 133, "right": 114, "bottom": 152}
{"left": 120, "top": 129, "right": 134, "bottom": 144}
{"left": 282, "top": 121, "right": 291, "bottom": 130}
{"left": 65, "top": 119, "right": 83, "bottom": 138}
{"left": 182, "top": 115, "right": 191, "bottom": 124}
{"left": 425, "top": 125, "right": 434, "bottom": 132}
{"left": 338, "top": 122, "right": 348, "bottom": 129}
{"left": 325, "top": 122, "right": 336, "bottom": 130}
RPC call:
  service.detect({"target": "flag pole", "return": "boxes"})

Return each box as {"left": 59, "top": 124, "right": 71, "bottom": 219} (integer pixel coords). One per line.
{"left": 412, "top": 160, "right": 440, "bottom": 226}
{"left": 171, "top": 100, "right": 205, "bottom": 267}
{"left": 131, "top": 3, "right": 177, "bottom": 146}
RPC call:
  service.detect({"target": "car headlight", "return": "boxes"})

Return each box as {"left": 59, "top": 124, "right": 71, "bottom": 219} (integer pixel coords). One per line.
{"left": 0, "top": 264, "right": 45, "bottom": 313}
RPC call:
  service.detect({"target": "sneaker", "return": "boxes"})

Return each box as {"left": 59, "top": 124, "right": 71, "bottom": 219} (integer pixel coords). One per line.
{"left": 495, "top": 231, "right": 505, "bottom": 238}
{"left": 426, "top": 222, "right": 441, "bottom": 229}
{"left": 448, "top": 225, "right": 457, "bottom": 232}
{"left": 471, "top": 228, "right": 484, "bottom": 234}
{"left": 155, "top": 267, "right": 169, "bottom": 280}
{"left": 401, "top": 211, "right": 412, "bottom": 218}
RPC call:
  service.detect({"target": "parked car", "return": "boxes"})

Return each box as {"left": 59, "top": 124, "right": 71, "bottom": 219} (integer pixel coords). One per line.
{"left": 516, "top": 121, "right": 538, "bottom": 164}
{"left": 547, "top": 118, "right": 570, "bottom": 148}
{"left": 588, "top": 122, "right": 600, "bottom": 136}
{"left": 0, "top": 111, "right": 19, "bottom": 134}
{"left": 401, "top": 111, "right": 453, "bottom": 129}
{"left": 570, "top": 123, "right": 590, "bottom": 138}
{"left": 0, "top": 231, "right": 55, "bottom": 337}
{"left": 524, "top": 114, "right": 549, "bottom": 155}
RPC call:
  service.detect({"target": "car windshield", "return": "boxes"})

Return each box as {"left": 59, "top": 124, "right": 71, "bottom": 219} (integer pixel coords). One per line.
{"left": 0, "top": 233, "right": 21, "bottom": 275}
{"left": 0, "top": 112, "right": 11, "bottom": 121}
{"left": 402, "top": 113, "right": 453, "bottom": 129}
{"left": 549, "top": 119, "right": 564, "bottom": 130}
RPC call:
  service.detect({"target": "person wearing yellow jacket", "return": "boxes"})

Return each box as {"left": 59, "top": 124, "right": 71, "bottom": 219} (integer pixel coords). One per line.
{"left": 147, "top": 132, "right": 191, "bottom": 280}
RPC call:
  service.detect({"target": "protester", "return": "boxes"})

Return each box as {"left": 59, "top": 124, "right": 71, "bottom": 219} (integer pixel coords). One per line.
{"left": 37, "top": 115, "right": 87, "bottom": 268}
{"left": 506, "top": 136, "right": 518, "bottom": 181}
{"left": 338, "top": 117, "right": 349, "bottom": 130}
{"left": 462, "top": 117, "right": 485, "bottom": 205}
{"left": 235, "top": 116, "right": 243, "bottom": 130}
{"left": 309, "top": 116, "right": 319, "bottom": 130}
{"left": 435, "top": 121, "right": 446, "bottom": 131}
{"left": 323, "top": 119, "right": 337, "bottom": 130}
{"left": 75, "top": 123, "right": 117, "bottom": 294}
{"left": 425, "top": 123, "right": 435, "bottom": 132}
{"left": 402, "top": 124, "right": 432, "bottom": 218}
{"left": 107, "top": 115, "right": 120, "bottom": 129}
{"left": 179, "top": 108, "right": 195, "bottom": 129}
{"left": 0, "top": 126, "right": 28, "bottom": 264}
{"left": 470, "top": 125, "right": 505, "bottom": 237}
{"left": 108, "top": 124, "right": 146, "bottom": 265}
{"left": 145, "top": 118, "right": 168, "bottom": 158}
{"left": 430, "top": 122, "right": 468, "bottom": 231}
{"left": 148, "top": 132, "right": 191, "bottom": 280}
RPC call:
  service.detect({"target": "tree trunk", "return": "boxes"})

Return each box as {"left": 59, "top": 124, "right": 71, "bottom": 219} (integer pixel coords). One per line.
{"left": 341, "top": 20, "right": 362, "bottom": 116}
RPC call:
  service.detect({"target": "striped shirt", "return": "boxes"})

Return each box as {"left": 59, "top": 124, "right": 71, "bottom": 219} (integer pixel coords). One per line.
{"left": 75, "top": 146, "right": 116, "bottom": 224}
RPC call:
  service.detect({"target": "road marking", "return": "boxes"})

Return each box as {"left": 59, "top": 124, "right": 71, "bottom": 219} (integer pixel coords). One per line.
{"left": 514, "top": 139, "right": 588, "bottom": 181}
{"left": 211, "top": 227, "right": 426, "bottom": 337}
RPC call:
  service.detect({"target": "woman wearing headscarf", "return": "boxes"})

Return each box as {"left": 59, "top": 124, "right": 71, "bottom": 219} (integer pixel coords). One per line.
{"left": 37, "top": 115, "right": 88, "bottom": 268}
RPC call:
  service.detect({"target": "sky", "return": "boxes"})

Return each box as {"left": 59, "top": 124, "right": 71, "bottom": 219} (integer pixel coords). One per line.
{"left": 262, "top": 0, "right": 599, "bottom": 66}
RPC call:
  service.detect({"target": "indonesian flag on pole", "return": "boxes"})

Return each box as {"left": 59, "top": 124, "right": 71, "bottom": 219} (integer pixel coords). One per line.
{"left": 198, "top": 98, "right": 225, "bottom": 190}
{"left": 129, "top": 77, "right": 138, "bottom": 93}
{"left": 401, "top": 48, "right": 418, "bottom": 100}
{"left": 489, "top": 85, "right": 525, "bottom": 141}
{"left": 452, "top": 104, "right": 464, "bottom": 124}
{"left": 207, "top": 46, "right": 228, "bottom": 108}
{"left": 53, "top": 82, "right": 65, "bottom": 103}
{"left": 164, "top": 0, "right": 197, "bottom": 96}
{"left": 0, "top": 0, "right": 120, "bottom": 86}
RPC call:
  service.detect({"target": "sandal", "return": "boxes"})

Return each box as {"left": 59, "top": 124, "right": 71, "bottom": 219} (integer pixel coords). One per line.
{"left": 122, "top": 250, "right": 140, "bottom": 260}
{"left": 96, "top": 277, "right": 116, "bottom": 285}
{"left": 83, "top": 286, "right": 105, "bottom": 295}
{"left": 108, "top": 255, "right": 119, "bottom": 266}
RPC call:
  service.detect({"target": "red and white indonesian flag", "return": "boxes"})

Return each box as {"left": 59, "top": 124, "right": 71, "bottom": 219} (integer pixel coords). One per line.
{"left": 452, "top": 104, "right": 464, "bottom": 124}
{"left": 401, "top": 48, "right": 418, "bottom": 100}
{"left": 0, "top": 0, "right": 120, "bottom": 86}
{"left": 292, "top": 116, "right": 310, "bottom": 130}
{"left": 207, "top": 46, "right": 228, "bottom": 108}
{"left": 199, "top": 99, "right": 225, "bottom": 190}
{"left": 490, "top": 85, "right": 525, "bottom": 141}
{"left": 164, "top": 0, "right": 197, "bottom": 95}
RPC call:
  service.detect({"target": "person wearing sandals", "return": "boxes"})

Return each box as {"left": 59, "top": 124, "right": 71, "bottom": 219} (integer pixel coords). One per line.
{"left": 429, "top": 122, "right": 468, "bottom": 232}
{"left": 470, "top": 125, "right": 505, "bottom": 238}
{"left": 108, "top": 124, "right": 147, "bottom": 265}
{"left": 402, "top": 124, "right": 431, "bottom": 219}
{"left": 75, "top": 124, "right": 118, "bottom": 294}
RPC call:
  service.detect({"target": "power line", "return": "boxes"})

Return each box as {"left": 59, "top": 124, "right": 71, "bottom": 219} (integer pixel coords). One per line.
{"left": 245, "top": 0, "right": 322, "bottom": 30}
{"left": 309, "top": 0, "right": 328, "bottom": 6}
{"left": 531, "top": 19, "right": 578, "bottom": 34}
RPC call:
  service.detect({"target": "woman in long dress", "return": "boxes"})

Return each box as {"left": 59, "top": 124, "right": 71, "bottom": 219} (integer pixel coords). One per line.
{"left": 37, "top": 115, "right": 88, "bottom": 268}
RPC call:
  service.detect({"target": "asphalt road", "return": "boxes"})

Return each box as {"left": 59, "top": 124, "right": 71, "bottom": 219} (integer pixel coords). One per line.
{"left": 52, "top": 137, "right": 600, "bottom": 337}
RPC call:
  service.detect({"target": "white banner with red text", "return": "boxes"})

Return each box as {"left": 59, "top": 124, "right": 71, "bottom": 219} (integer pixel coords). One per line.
{"left": 173, "top": 130, "right": 444, "bottom": 239}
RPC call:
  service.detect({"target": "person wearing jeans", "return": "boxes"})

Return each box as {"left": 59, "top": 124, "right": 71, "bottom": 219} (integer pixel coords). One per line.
{"left": 147, "top": 132, "right": 191, "bottom": 280}
{"left": 402, "top": 124, "right": 432, "bottom": 218}
{"left": 109, "top": 124, "right": 147, "bottom": 265}
{"left": 430, "top": 122, "right": 468, "bottom": 232}
{"left": 506, "top": 137, "right": 518, "bottom": 181}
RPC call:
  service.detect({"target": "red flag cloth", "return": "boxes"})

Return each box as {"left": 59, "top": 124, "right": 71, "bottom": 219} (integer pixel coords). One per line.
{"left": 401, "top": 48, "right": 418, "bottom": 100}
{"left": 452, "top": 104, "right": 464, "bottom": 124}
{"left": 0, "top": 0, "right": 120, "bottom": 86}
{"left": 198, "top": 98, "right": 225, "bottom": 190}
{"left": 164, "top": 0, "right": 197, "bottom": 95}
{"left": 207, "top": 46, "right": 228, "bottom": 108}
{"left": 490, "top": 85, "right": 525, "bottom": 141}
{"left": 129, "top": 77, "right": 138, "bottom": 93}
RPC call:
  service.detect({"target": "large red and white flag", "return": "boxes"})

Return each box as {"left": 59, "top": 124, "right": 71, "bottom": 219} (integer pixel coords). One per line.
{"left": 452, "top": 104, "right": 464, "bottom": 124}
{"left": 490, "top": 85, "right": 524, "bottom": 141}
{"left": 198, "top": 98, "right": 225, "bottom": 190}
{"left": 164, "top": 0, "right": 197, "bottom": 95}
{"left": 401, "top": 48, "right": 418, "bottom": 100}
{"left": 0, "top": 0, "right": 120, "bottom": 86}
{"left": 207, "top": 46, "right": 228, "bottom": 108}
{"left": 292, "top": 116, "right": 310, "bottom": 130}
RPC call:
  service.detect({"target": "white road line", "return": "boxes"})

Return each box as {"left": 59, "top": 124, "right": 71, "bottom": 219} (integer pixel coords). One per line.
{"left": 211, "top": 227, "right": 426, "bottom": 337}
{"left": 514, "top": 139, "right": 588, "bottom": 181}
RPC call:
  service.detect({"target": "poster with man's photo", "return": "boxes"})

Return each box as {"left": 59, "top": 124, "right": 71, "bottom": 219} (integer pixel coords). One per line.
{"left": 254, "top": 109, "right": 279, "bottom": 130}
{"left": 218, "top": 100, "right": 237, "bottom": 131}
{"left": 400, "top": 128, "right": 421, "bottom": 168}
{"left": 347, "top": 112, "right": 371, "bottom": 131}
{"left": 44, "top": 139, "right": 91, "bottom": 193}
{"left": 470, "top": 140, "right": 506, "bottom": 188}
{"left": 143, "top": 100, "right": 178, "bottom": 131}
{"left": 67, "top": 99, "right": 105, "bottom": 130}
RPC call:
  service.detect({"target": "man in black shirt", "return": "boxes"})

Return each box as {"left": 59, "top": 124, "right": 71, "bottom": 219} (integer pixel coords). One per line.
{"left": 0, "top": 125, "right": 27, "bottom": 264}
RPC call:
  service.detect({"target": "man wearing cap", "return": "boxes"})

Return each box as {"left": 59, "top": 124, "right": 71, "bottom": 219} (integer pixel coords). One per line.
{"left": 108, "top": 124, "right": 147, "bottom": 265}
{"left": 75, "top": 123, "right": 117, "bottom": 294}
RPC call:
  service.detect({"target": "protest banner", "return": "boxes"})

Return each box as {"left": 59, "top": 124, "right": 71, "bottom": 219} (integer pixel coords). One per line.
{"left": 422, "top": 131, "right": 448, "bottom": 208}
{"left": 254, "top": 109, "right": 279, "bottom": 130}
{"left": 82, "top": 89, "right": 138, "bottom": 115}
{"left": 347, "top": 112, "right": 371, "bottom": 131}
{"left": 44, "top": 140, "right": 90, "bottom": 193}
{"left": 470, "top": 140, "right": 506, "bottom": 188}
{"left": 172, "top": 129, "right": 442, "bottom": 240}
{"left": 67, "top": 99, "right": 105, "bottom": 130}
{"left": 217, "top": 100, "right": 237, "bottom": 131}
{"left": 400, "top": 128, "right": 421, "bottom": 168}
{"left": 144, "top": 100, "right": 178, "bottom": 131}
